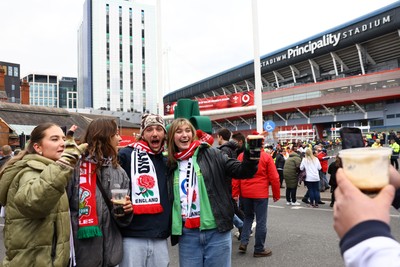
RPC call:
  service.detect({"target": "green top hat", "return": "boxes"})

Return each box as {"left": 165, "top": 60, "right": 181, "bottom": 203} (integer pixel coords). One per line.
{"left": 173, "top": 99, "right": 212, "bottom": 134}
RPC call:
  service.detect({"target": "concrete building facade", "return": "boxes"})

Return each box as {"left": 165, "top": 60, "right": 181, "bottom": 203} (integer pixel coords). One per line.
{"left": 78, "top": 0, "right": 158, "bottom": 113}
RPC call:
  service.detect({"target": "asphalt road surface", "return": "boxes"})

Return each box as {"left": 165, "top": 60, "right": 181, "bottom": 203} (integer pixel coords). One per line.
{"left": 168, "top": 200, "right": 400, "bottom": 267}
{"left": 1, "top": 200, "right": 400, "bottom": 267}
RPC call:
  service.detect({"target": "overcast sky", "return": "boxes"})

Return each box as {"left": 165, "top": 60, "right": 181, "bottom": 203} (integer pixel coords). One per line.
{"left": 0, "top": 0, "right": 398, "bottom": 95}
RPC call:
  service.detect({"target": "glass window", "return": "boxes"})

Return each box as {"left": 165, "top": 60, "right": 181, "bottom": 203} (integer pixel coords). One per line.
{"left": 8, "top": 66, "right": 12, "bottom": 76}
{"left": 14, "top": 67, "right": 18, "bottom": 77}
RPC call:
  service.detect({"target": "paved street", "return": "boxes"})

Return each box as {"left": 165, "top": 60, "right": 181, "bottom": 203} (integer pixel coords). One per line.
{"left": 1, "top": 182, "right": 400, "bottom": 266}
{"left": 168, "top": 198, "right": 400, "bottom": 267}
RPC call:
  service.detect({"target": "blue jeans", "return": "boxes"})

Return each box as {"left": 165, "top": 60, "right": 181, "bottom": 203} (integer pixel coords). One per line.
{"left": 120, "top": 237, "right": 169, "bottom": 267}
{"left": 233, "top": 214, "right": 243, "bottom": 229}
{"left": 305, "top": 181, "right": 320, "bottom": 205}
{"left": 179, "top": 227, "right": 231, "bottom": 267}
{"left": 240, "top": 198, "right": 269, "bottom": 253}
{"left": 319, "top": 171, "right": 329, "bottom": 190}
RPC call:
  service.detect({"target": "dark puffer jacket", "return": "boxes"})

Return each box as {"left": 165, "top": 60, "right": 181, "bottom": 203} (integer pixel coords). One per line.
{"left": 218, "top": 140, "right": 238, "bottom": 159}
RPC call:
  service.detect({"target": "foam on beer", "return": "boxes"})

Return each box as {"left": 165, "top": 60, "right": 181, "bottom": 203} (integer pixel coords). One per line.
{"left": 339, "top": 147, "right": 392, "bottom": 192}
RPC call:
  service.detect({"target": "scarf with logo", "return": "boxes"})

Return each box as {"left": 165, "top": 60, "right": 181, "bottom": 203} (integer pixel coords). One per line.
{"left": 130, "top": 140, "right": 163, "bottom": 214}
{"left": 172, "top": 143, "right": 217, "bottom": 234}
{"left": 78, "top": 159, "right": 102, "bottom": 239}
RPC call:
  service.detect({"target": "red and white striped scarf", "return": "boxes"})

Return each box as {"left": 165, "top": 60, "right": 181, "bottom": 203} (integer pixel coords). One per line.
{"left": 174, "top": 140, "right": 201, "bottom": 161}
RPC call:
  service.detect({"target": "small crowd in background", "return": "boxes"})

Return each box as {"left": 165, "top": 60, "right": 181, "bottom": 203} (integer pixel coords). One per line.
{"left": 0, "top": 122, "right": 399, "bottom": 267}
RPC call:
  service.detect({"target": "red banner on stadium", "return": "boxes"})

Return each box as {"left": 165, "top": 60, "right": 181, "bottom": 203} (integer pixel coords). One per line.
{"left": 164, "top": 91, "right": 254, "bottom": 115}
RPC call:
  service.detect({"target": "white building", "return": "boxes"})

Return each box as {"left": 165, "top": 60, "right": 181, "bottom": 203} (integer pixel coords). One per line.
{"left": 78, "top": 0, "right": 158, "bottom": 113}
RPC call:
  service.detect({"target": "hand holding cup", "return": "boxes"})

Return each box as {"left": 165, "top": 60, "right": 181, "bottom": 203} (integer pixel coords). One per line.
{"left": 246, "top": 135, "right": 264, "bottom": 160}
{"left": 339, "top": 147, "right": 392, "bottom": 194}
{"left": 111, "top": 188, "right": 129, "bottom": 217}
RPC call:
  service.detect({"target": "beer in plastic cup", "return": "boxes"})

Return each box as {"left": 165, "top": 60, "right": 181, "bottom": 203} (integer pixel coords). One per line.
{"left": 339, "top": 147, "right": 392, "bottom": 193}
{"left": 111, "top": 188, "right": 128, "bottom": 217}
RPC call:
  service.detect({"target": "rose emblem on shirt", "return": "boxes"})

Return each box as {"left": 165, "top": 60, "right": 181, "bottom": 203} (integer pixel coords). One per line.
{"left": 136, "top": 175, "right": 156, "bottom": 197}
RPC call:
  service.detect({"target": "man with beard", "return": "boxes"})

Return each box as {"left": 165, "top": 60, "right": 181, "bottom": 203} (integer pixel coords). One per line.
{"left": 118, "top": 114, "right": 172, "bottom": 267}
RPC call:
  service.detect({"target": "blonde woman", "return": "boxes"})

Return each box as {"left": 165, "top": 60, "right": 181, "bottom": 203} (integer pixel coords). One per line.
{"left": 299, "top": 148, "right": 322, "bottom": 207}
{"left": 167, "top": 118, "right": 258, "bottom": 266}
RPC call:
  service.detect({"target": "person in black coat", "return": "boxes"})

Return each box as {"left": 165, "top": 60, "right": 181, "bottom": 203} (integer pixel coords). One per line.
{"left": 328, "top": 156, "right": 341, "bottom": 207}
{"left": 275, "top": 149, "right": 285, "bottom": 188}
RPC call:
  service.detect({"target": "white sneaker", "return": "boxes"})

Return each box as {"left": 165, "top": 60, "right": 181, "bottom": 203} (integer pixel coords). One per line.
{"left": 250, "top": 222, "right": 257, "bottom": 236}
{"left": 291, "top": 202, "right": 301, "bottom": 206}
{"left": 234, "top": 231, "right": 240, "bottom": 239}
{"left": 286, "top": 202, "right": 292, "bottom": 205}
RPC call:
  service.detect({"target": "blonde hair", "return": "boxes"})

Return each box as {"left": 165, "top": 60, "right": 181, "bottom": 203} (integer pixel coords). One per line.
{"left": 304, "top": 148, "right": 316, "bottom": 161}
{"left": 166, "top": 118, "right": 197, "bottom": 169}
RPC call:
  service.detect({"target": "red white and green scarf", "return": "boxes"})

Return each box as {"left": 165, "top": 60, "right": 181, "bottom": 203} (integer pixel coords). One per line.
{"left": 172, "top": 142, "right": 217, "bottom": 235}
{"left": 78, "top": 160, "right": 102, "bottom": 239}
{"left": 130, "top": 140, "right": 163, "bottom": 214}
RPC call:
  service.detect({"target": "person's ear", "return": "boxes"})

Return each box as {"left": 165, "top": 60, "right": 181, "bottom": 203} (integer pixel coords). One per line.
{"left": 33, "top": 143, "right": 42, "bottom": 154}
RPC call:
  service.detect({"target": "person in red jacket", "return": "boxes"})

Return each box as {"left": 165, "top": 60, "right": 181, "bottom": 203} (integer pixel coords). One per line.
{"left": 316, "top": 146, "right": 331, "bottom": 192}
{"left": 234, "top": 148, "right": 280, "bottom": 257}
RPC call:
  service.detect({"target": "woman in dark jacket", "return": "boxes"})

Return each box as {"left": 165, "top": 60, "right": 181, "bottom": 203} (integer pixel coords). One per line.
{"left": 166, "top": 118, "right": 258, "bottom": 267}
{"left": 69, "top": 118, "right": 133, "bottom": 267}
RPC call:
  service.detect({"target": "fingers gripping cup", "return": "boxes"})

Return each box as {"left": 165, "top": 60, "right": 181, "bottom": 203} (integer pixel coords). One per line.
{"left": 339, "top": 147, "right": 392, "bottom": 194}
{"left": 111, "top": 188, "right": 128, "bottom": 217}
{"left": 247, "top": 135, "right": 264, "bottom": 160}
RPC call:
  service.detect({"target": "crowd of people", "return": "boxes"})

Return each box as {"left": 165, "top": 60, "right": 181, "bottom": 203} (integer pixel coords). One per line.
{"left": 0, "top": 119, "right": 399, "bottom": 267}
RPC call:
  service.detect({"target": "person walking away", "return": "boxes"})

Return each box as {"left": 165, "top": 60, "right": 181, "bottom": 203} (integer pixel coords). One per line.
{"left": 300, "top": 148, "right": 322, "bottom": 208}
{"left": 167, "top": 118, "right": 258, "bottom": 266}
{"left": 235, "top": 141, "right": 280, "bottom": 257}
{"left": 327, "top": 155, "right": 340, "bottom": 207}
{"left": 0, "top": 123, "right": 87, "bottom": 266}
{"left": 118, "top": 114, "right": 172, "bottom": 267}
{"left": 389, "top": 138, "right": 399, "bottom": 170}
{"left": 68, "top": 118, "right": 133, "bottom": 266}
{"left": 275, "top": 149, "right": 286, "bottom": 188}
{"left": 283, "top": 146, "right": 302, "bottom": 205}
